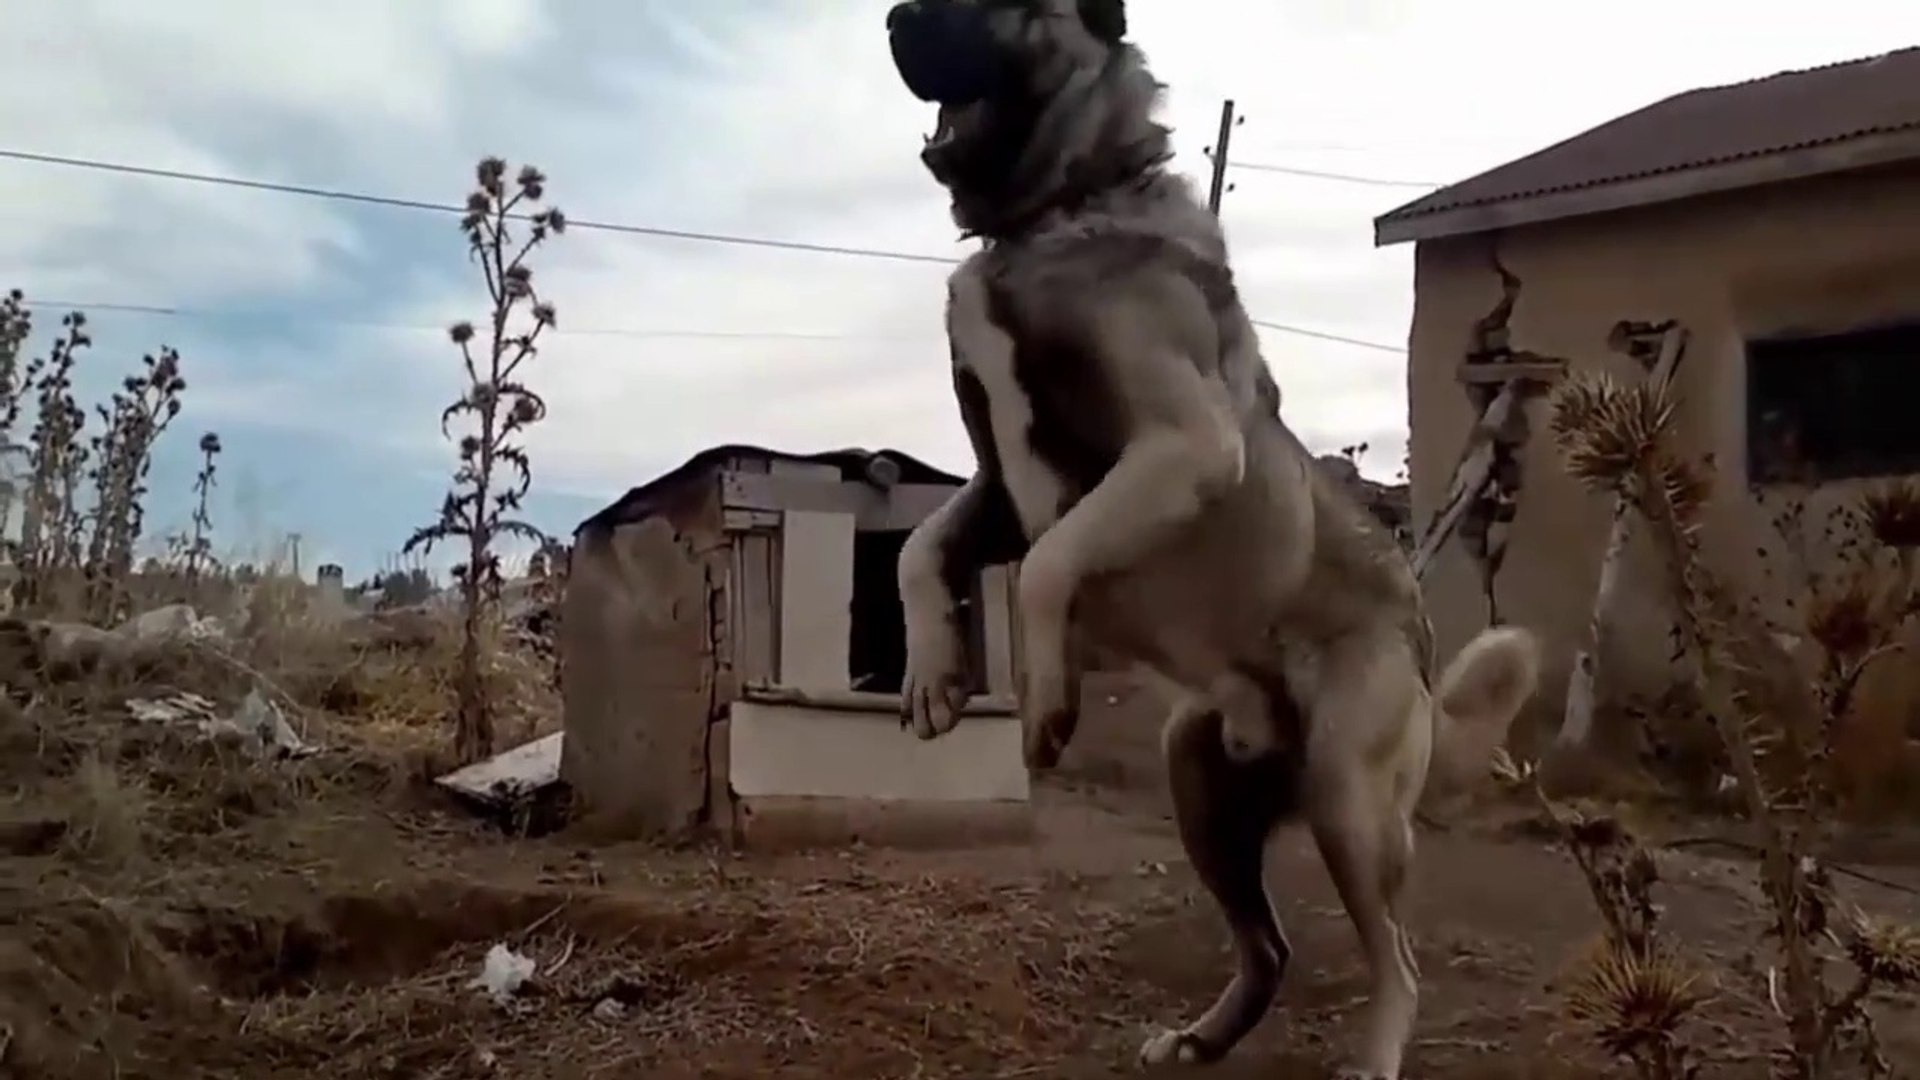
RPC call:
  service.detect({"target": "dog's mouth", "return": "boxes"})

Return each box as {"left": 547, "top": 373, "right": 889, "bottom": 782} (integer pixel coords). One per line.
{"left": 924, "top": 102, "right": 974, "bottom": 151}
{"left": 922, "top": 101, "right": 987, "bottom": 177}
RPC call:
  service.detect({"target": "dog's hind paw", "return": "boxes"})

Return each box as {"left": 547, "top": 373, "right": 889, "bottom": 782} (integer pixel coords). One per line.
{"left": 1137, "top": 1028, "right": 1221, "bottom": 1069}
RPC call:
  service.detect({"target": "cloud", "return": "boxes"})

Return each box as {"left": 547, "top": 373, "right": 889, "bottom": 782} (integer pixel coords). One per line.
{"left": 0, "top": 0, "right": 1910, "bottom": 571}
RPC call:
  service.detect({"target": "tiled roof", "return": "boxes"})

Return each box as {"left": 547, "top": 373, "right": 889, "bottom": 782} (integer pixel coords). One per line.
{"left": 1376, "top": 46, "right": 1920, "bottom": 233}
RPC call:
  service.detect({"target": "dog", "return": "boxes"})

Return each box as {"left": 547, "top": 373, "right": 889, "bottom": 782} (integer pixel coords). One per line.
{"left": 884, "top": 2, "right": 1541, "bottom": 1077}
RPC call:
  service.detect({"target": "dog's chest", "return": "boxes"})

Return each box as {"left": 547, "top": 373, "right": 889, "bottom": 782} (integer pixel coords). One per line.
{"left": 947, "top": 271, "right": 1110, "bottom": 538}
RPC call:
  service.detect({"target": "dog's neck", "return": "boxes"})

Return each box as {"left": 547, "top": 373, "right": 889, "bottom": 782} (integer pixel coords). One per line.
{"left": 1016, "top": 171, "right": 1225, "bottom": 262}
{"left": 947, "top": 46, "right": 1177, "bottom": 245}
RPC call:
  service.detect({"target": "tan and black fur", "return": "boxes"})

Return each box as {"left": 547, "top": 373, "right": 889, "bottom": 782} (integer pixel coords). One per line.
{"left": 887, "top": 3, "right": 1540, "bottom": 1077}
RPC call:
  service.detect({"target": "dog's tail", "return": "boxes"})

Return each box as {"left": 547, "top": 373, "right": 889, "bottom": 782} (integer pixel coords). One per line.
{"left": 1428, "top": 625, "right": 1541, "bottom": 789}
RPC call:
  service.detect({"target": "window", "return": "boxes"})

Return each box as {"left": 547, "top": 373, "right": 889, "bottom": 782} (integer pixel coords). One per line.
{"left": 846, "top": 528, "right": 991, "bottom": 696}
{"left": 1747, "top": 321, "right": 1920, "bottom": 484}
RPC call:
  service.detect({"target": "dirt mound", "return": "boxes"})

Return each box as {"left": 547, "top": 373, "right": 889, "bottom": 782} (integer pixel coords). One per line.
{"left": 0, "top": 871, "right": 1143, "bottom": 1080}
{"left": 0, "top": 892, "right": 212, "bottom": 1078}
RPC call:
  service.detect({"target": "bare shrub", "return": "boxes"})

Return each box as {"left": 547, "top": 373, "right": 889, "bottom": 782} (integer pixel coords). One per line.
{"left": 1549, "top": 361, "right": 1920, "bottom": 1077}
{"left": 405, "top": 157, "right": 563, "bottom": 762}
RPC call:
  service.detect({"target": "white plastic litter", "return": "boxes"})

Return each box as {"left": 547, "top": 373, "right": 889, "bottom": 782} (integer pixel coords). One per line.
{"left": 469, "top": 944, "right": 537, "bottom": 1005}
{"left": 215, "top": 689, "right": 312, "bottom": 759}
{"left": 128, "top": 692, "right": 221, "bottom": 726}
{"left": 125, "top": 688, "right": 313, "bottom": 759}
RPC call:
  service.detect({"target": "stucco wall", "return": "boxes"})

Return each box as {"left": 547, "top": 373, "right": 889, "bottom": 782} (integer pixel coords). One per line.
{"left": 1408, "top": 162, "right": 1920, "bottom": 738}
{"left": 561, "top": 472, "right": 726, "bottom": 838}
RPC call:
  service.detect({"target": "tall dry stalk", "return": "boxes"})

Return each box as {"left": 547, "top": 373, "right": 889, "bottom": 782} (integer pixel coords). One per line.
{"left": 184, "top": 431, "right": 222, "bottom": 582}
{"left": 1550, "top": 364, "right": 1920, "bottom": 1078}
{"left": 85, "top": 347, "right": 186, "bottom": 623}
{"left": 18, "top": 312, "right": 93, "bottom": 609}
{"left": 406, "top": 157, "right": 563, "bottom": 763}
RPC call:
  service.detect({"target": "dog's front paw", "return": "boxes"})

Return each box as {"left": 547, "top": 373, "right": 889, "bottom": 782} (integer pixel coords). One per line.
{"left": 1332, "top": 1066, "right": 1397, "bottom": 1080}
{"left": 902, "top": 614, "right": 968, "bottom": 741}
{"left": 1137, "top": 1028, "right": 1221, "bottom": 1069}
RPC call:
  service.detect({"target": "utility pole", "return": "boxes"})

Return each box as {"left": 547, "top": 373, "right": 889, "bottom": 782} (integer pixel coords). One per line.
{"left": 1205, "top": 99, "right": 1240, "bottom": 216}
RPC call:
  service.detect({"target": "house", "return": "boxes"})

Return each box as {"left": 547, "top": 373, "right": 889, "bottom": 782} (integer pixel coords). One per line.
{"left": 559, "top": 444, "right": 1029, "bottom": 848}
{"left": 1374, "top": 47, "right": 1920, "bottom": 715}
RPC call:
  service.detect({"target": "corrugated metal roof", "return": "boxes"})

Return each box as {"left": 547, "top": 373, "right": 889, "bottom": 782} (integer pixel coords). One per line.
{"left": 577, "top": 444, "right": 964, "bottom": 533}
{"left": 1376, "top": 46, "right": 1920, "bottom": 231}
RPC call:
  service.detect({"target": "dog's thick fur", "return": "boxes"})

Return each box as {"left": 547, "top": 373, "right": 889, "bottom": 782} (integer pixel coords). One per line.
{"left": 888, "top": 3, "right": 1540, "bottom": 1077}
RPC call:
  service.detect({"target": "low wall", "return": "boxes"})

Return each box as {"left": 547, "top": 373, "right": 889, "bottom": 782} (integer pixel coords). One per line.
{"left": 719, "top": 693, "right": 1031, "bottom": 851}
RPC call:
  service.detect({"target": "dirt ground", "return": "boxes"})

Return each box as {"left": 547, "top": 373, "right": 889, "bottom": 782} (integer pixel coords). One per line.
{"left": 4, "top": 670, "right": 1919, "bottom": 1080}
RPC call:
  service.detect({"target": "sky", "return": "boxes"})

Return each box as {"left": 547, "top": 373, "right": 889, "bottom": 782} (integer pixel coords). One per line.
{"left": 0, "top": 0, "right": 1908, "bottom": 580}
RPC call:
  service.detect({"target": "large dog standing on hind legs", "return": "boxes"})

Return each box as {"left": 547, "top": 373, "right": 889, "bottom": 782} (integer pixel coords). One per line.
{"left": 884, "top": 2, "right": 1540, "bottom": 1077}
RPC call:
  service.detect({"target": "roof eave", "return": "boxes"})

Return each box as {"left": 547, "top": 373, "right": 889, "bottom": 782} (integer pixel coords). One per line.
{"left": 1372, "top": 127, "right": 1920, "bottom": 248}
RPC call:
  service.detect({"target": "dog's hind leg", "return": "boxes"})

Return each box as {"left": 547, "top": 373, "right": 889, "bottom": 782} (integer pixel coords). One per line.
{"left": 1139, "top": 698, "right": 1298, "bottom": 1068}
{"left": 1301, "top": 634, "right": 1428, "bottom": 1080}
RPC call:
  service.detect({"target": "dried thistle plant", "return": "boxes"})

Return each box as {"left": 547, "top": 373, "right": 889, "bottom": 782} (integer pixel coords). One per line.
{"left": 406, "top": 157, "right": 563, "bottom": 762}
{"left": 84, "top": 347, "right": 187, "bottom": 624}
{"left": 1508, "top": 763, "right": 1709, "bottom": 1078}
{"left": 1550, "top": 373, "right": 1676, "bottom": 495}
{"left": 1551, "top": 360, "right": 1920, "bottom": 1078}
{"left": 183, "top": 431, "right": 222, "bottom": 582}
{"left": 1565, "top": 937, "right": 1710, "bottom": 1080}
{"left": 17, "top": 312, "right": 93, "bottom": 610}
{"left": 1749, "top": 478, "right": 1920, "bottom": 815}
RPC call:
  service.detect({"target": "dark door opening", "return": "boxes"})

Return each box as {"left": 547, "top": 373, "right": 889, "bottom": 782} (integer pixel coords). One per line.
{"left": 850, "top": 529, "right": 911, "bottom": 694}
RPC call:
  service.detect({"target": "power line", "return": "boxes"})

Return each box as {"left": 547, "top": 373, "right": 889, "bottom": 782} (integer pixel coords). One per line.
{"left": 1228, "top": 159, "right": 1438, "bottom": 188}
{"left": 24, "top": 298, "right": 1403, "bottom": 353}
{"left": 1, "top": 147, "right": 1402, "bottom": 353}
{"left": 19, "top": 299, "right": 924, "bottom": 344}
{"left": 1248, "top": 319, "right": 1399, "bottom": 353}
{"left": 0, "top": 148, "right": 960, "bottom": 266}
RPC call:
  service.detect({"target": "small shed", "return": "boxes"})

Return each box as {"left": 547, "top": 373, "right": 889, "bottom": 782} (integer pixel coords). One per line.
{"left": 560, "top": 444, "right": 1029, "bottom": 848}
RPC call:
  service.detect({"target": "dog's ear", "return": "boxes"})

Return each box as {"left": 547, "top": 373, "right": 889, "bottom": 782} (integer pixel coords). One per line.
{"left": 1077, "top": 0, "right": 1126, "bottom": 43}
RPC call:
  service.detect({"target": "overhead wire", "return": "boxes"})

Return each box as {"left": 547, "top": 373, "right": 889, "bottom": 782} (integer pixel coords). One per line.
{"left": 1, "top": 147, "right": 1404, "bottom": 353}
{"left": 21, "top": 298, "right": 1404, "bottom": 354}
{"left": 1227, "top": 159, "right": 1439, "bottom": 188}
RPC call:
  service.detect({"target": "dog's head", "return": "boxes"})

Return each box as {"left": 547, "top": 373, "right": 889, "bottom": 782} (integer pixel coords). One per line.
{"left": 885, "top": 0, "right": 1167, "bottom": 238}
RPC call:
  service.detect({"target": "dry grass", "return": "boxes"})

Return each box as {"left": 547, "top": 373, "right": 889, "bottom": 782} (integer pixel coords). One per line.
{"left": 0, "top": 586, "right": 1147, "bottom": 1080}
{"left": 230, "top": 875, "right": 1127, "bottom": 1079}
{"left": 55, "top": 753, "right": 150, "bottom": 865}
{"left": 3, "top": 862, "right": 1142, "bottom": 1080}
{"left": 0, "top": 576, "right": 1156, "bottom": 1079}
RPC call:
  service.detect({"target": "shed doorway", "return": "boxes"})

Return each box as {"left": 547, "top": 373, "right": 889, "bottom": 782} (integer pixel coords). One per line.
{"left": 849, "top": 529, "right": 910, "bottom": 694}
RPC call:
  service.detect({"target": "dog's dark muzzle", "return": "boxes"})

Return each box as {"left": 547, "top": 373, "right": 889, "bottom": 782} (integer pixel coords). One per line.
{"left": 886, "top": 0, "right": 1011, "bottom": 105}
